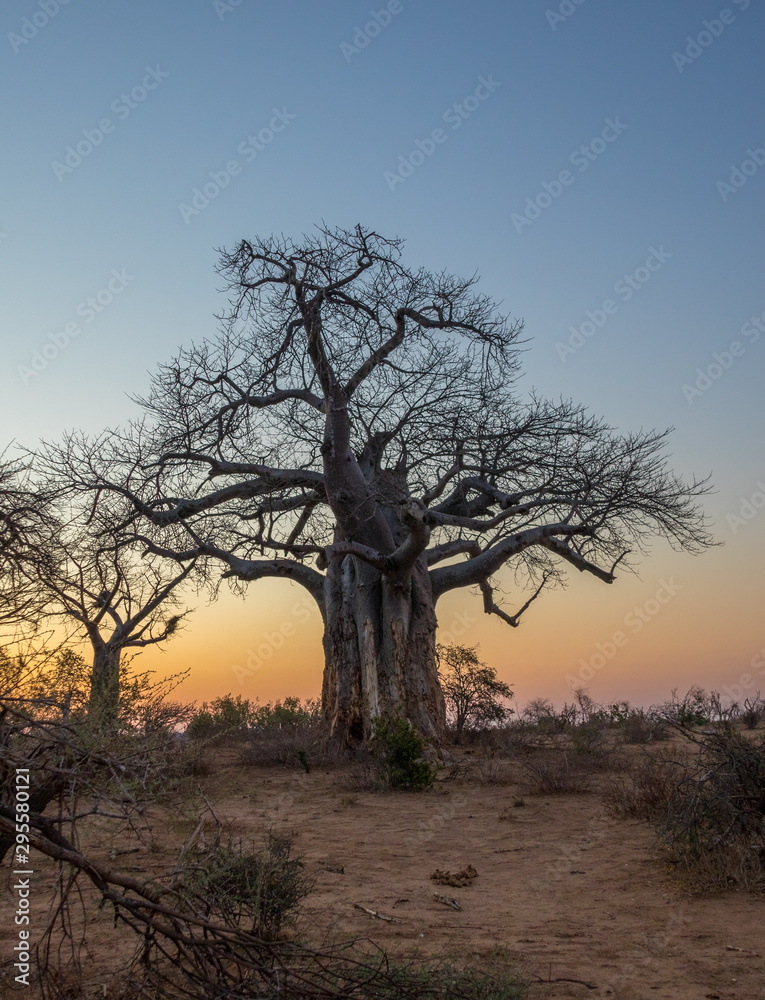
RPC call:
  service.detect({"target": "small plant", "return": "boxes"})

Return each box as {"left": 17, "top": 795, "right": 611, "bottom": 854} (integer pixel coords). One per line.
{"left": 603, "top": 750, "right": 684, "bottom": 820}
{"left": 741, "top": 695, "right": 763, "bottom": 730}
{"left": 519, "top": 750, "right": 592, "bottom": 795}
{"left": 659, "top": 686, "right": 712, "bottom": 727}
{"left": 521, "top": 697, "right": 568, "bottom": 732}
{"left": 476, "top": 756, "right": 510, "bottom": 785}
{"left": 570, "top": 722, "right": 607, "bottom": 757}
{"left": 186, "top": 693, "right": 258, "bottom": 739}
{"left": 181, "top": 832, "right": 312, "bottom": 938}
{"left": 252, "top": 696, "right": 322, "bottom": 729}
{"left": 618, "top": 708, "right": 668, "bottom": 744}
{"left": 368, "top": 713, "right": 436, "bottom": 791}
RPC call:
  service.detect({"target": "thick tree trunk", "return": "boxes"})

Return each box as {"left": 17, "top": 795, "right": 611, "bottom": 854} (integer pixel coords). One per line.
{"left": 321, "top": 553, "right": 445, "bottom": 742}
{"left": 88, "top": 643, "right": 121, "bottom": 725}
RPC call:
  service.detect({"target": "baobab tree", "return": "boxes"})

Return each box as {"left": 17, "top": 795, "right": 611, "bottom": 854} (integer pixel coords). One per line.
{"left": 36, "top": 512, "right": 194, "bottom": 722}
{"left": 48, "top": 225, "right": 712, "bottom": 740}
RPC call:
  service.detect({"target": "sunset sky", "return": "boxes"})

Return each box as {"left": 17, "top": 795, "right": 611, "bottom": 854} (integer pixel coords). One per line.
{"left": 2, "top": 0, "right": 763, "bottom": 711}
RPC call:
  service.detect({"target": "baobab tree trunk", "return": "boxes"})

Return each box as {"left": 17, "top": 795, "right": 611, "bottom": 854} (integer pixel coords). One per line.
{"left": 321, "top": 553, "right": 445, "bottom": 742}
{"left": 88, "top": 643, "right": 121, "bottom": 725}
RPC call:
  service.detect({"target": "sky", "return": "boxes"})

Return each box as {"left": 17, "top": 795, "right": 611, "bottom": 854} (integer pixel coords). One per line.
{"left": 1, "top": 0, "right": 763, "bottom": 711}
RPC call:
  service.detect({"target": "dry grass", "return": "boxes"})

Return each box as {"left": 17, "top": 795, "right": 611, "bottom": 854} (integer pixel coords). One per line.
{"left": 602, "top": 748, "right": 686, "bottom": 820}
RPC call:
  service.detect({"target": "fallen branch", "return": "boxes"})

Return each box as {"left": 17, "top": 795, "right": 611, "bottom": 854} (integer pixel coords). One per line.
{"left": 433, "top": 892, "right": 462, "bottom": 910}
{"left": 353, "top": 903, "right": 399, "bottom": 923}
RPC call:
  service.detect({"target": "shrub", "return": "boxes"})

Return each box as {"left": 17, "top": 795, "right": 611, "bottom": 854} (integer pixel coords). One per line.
{"left": 603, "top": 750, "right": 685, "bottom": 820}
{"left": 521, "top": 697, "right": 573, "bottom": 732}
{"left": 239, "top": 721, "right": 345, "bottom": 771}
{"left": 618, "top": 708, "right": 669, "bottom": 744}
{"left": 659, "top": 728, "right": 765, "bottom": 892}
{"left": 518, "top": 749, "right": 592, "bottom": 794}
{"left": 659, "top": 686, "right": 712, "bottom": 727}
{"left": 367, "top": 713, "right": 436, "bottom": 791}
{"left": 741, "top": 695, "right": 763, "bottom": 730}
{"left": 252, "top": 696, "right": 322, "bottom": 729}
{"left": 181, "top": 832, "right": 312, "bottom": 938}
{"left": 186, "top": 693, "right": 259, "bottom": 739}
{"left": 187, "top": 694, "right": 323, "bottom": 742}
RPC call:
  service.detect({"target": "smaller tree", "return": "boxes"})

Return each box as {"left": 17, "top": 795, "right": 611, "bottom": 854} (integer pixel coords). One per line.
{"left": 437, "top": 644, "right": 513, "bottom": 743}
{"left": 38, "top": 529, "right": 195, "bottom": 725}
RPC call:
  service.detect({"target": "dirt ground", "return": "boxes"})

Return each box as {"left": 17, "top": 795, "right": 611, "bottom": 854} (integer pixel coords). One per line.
{"left": 2, "top": 750, "right": 764, "bottom": 1000}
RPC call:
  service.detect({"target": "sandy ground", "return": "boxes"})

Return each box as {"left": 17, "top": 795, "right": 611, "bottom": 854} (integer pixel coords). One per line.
{"left": 2, "top": 751, "right": 764, "bottom": 999}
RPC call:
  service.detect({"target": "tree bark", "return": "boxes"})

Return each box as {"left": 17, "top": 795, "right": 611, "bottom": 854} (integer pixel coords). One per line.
{"left": 321, "top": 551, "right": 445, "bottom": 742}
{"left": 88, "top": 642, "right": 121, "bottom": 725}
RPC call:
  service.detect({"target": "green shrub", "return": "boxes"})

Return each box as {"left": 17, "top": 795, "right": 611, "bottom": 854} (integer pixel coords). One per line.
{"left": 186, "top": 693, "right": 258, "bottom": 739}
{"left": 659, "top": 686, "right": 712, "bottom": 727}
{"left": 369, "top": 713, "right": 436, "bottom": 791}
{"left": 187, "top": 694, "right": 322, "bottom": 740}
{"left": 182, "top": 833, "right": 312, "bottom": 938}
{"left": 252, "top": 696, "right": 321, "bottom": 729}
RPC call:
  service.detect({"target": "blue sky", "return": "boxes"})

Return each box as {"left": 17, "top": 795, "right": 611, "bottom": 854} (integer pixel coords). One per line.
{"left": 2, "top": 0, "right": 763, "bottom": 705}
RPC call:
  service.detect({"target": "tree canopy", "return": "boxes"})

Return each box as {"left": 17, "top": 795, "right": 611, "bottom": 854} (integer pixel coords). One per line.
{"left": 41, "top": 224, "right": 713, "bottom": 738}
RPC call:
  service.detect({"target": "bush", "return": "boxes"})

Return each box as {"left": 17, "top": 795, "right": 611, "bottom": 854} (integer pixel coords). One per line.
{"left": 617, "top": 708, "right": 669, "bottom": 744}
{"left": 181, "top": 832, "right": 312, "bottom": 938}
{"left": 741, "top": 695, "right": 763, "bottom": 730}
{"left": 186, "top": 693, "right": 259, "bottom": 739}
{"left": 518, "top": 749, "right": 593, "bottom": 795}
{"left": 659, "top": 728, "right": 765, "bottom": 892}
{"left": 252, "top": 695, "right": 322, "bottom": 729}
{"left": 659, "top": 686, "right": 712, "bottom": 727}
{"left": 239, "top": 721, "right": 345, "bottom": 771}
{"left": 603, "top": 750, "right": 685, "bottom": 820}
{"left": 187, "top": 695, "right": 323, "bottom": 742}
{"left": 521, "top": 697, "right": 574, "bottom": 732}
{"left": 367, "top": 713, "right": 436, "bottom": 791}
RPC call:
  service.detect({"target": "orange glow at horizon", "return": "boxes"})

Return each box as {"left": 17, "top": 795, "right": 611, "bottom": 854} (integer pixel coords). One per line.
{"left": 137, "top": 533, "right": 765, "bottom": 713}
